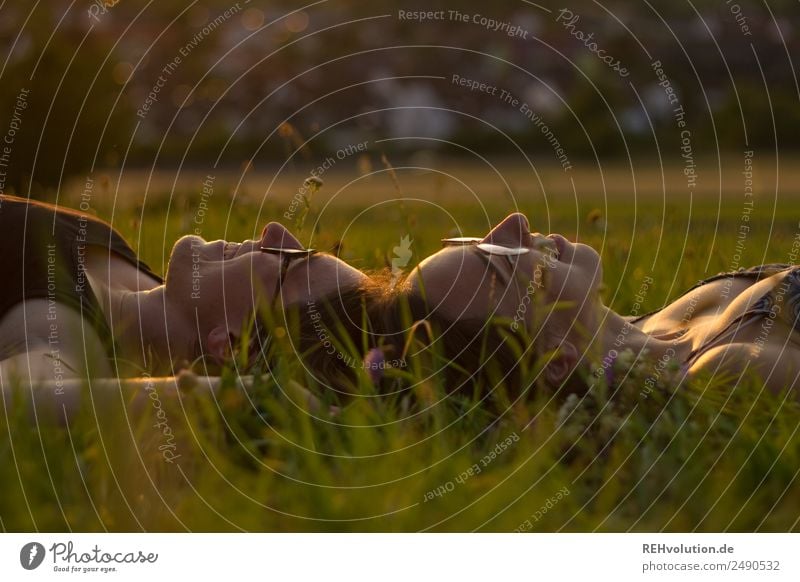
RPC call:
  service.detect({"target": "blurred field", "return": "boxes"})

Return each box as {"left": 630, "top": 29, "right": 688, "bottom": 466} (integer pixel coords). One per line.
{"left": 63, "top": 154, "right": 800, "bottom": 313}
{"left": 3, "top": 159, "right": 800, "bottom": 532}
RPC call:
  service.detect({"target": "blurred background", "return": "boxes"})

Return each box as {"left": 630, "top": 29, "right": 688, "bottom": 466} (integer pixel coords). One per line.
{"left": 1, "top": 0, "right": 798, "bottom": 194}
{"left": 4, "top": 1, "right": 800, "bottom": 532}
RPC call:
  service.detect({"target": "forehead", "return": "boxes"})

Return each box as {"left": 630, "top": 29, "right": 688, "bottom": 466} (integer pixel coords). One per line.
{"left": 408, "top": 247, "right": 523, "bottom": 319}
{"left": 413, "top": 246, "right": 493, "bottom": 282}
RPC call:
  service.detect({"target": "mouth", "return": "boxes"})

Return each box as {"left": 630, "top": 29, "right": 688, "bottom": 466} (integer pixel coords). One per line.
{"left": 222, "top": 241, "right": 242, "bottom": 260}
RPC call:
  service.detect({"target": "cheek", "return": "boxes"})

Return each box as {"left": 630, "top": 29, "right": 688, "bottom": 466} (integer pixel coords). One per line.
{"left": 223, "top": 261, "right": 278, "bottom": 313}
{"left": 180, "top": 260, "right": 246, "bottom": 314}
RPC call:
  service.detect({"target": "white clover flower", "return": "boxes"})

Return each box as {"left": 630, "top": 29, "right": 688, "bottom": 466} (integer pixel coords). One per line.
{"left": 556, "top": 393, "right": 580, "bottom": 427}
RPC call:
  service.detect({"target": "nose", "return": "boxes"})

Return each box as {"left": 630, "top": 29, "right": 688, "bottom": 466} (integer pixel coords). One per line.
{"left": 481, "top": 212, "right": 531, "bottom": 246}
{"left": 260, "top": 222, "right": 304, "bottom": 250}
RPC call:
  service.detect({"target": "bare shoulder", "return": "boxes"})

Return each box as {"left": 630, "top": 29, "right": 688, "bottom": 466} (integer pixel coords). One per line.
{"left": 0, "top": 299, "right": 113, "bottom": 380}
{"left": 688, "top": 342, "right": 800, "bottom": 399}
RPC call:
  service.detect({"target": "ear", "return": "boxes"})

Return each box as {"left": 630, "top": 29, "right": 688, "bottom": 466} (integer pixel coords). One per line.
{"left": 544, "top": 340, "right": 579, "bottom": 387}
{"left": 206, "top": 326, "right": 238, "bottom": 363}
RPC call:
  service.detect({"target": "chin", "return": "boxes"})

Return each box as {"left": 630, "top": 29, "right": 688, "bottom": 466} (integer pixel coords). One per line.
{"left": 164, "top": 235, "right": 200, "bottom": 290}
{"left": 579, "top": 241, "right": 601, "bottom": 260}
{"left": 575, "top": 243, "right": 603, "bottom": 289}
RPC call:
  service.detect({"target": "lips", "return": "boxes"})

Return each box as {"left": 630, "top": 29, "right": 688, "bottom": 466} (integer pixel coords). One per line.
{"left": 222, "top": 241, "right": 242, "bottom": 260}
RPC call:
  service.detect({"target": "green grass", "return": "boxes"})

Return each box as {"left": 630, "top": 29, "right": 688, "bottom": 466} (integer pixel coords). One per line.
{"left": 2, "top": 161, "right": 800, "bottom": 531}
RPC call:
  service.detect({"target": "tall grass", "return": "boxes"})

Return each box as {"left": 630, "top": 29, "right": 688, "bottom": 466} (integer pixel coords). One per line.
{"left": 2, "top": 169, "right": 799, "bottom": 531}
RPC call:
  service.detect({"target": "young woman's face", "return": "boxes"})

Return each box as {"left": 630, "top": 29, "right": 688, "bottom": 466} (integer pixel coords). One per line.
{"left": 164, "top": 222, "right": 365, "bottom": 334}
{"left": 407, "top": 213, "right": 603, "bottom": 336}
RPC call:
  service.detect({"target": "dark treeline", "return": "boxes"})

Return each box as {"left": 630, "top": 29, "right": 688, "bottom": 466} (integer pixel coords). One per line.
{"left": 0, "top": 0, "right": 797, "bottom": 195}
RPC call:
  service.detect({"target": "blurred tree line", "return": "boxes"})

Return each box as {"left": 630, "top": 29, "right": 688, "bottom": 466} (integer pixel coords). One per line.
{"left": 0, "top": 0, "right": 798, "bottom": 196}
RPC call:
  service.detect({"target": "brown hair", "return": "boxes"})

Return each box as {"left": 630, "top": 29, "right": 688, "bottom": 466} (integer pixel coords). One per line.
{"left": 379, "top": 284, "right": 532, "bottom": 402}
{"left": 241, "top": 272, "right": 397, "bottom": 400}
{"left": 201, "top": 269, "right": 581, "bottom": 406}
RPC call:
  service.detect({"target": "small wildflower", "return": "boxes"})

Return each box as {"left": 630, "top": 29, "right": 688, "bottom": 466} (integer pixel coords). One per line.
{"left": 587, "top": 208, "right": 606, "bottom": 228}
{"left": 303, "top": 175, "right": 323, "bottom": 192}
{"left": 556, "top": 393, "right": 580, "bottom": 427}
{"left": 363, "top": 347, "right": 385, "bottom": 385}
{"left": 615, "top": 348, "right": 637, "bottom": 370}
{"left": 292, "top": 175, "right": 323, "bottom": 232}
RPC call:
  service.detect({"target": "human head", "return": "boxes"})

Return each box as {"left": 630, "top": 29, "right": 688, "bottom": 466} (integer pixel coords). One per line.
{"left": 161, "top": 221, "right": 369, "bottom": 371}
{"left": 400, "top": 212, "right": 603, "bottom": 390}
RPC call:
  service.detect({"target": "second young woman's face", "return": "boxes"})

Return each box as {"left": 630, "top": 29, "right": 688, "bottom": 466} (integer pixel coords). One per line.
{"left": 163, "top": 222, "right": 365, "bottom": 334}
{"left": 407, "top": 213, "right": 603, "bottom": 335}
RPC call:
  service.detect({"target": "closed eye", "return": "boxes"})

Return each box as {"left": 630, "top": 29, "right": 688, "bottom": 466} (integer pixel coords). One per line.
{"left": 472, "top": 247, "right": 515, "bottom": 287}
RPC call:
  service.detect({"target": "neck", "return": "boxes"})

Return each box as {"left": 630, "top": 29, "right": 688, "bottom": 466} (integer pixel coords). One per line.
{"left": 106, "top": 285, "right": 188, "bottom": 374}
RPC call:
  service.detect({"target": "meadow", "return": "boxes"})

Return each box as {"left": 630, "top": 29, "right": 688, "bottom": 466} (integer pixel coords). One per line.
{"left": 2, "top": 157, "right": 799, "bottom": 532}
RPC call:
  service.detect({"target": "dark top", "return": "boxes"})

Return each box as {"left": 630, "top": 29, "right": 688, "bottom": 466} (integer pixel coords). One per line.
{"left": 0, "top": 194, "right": 162, "bottom": 362}
{"left": 631, "top": 263, "right": 800, "bottom": 364}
